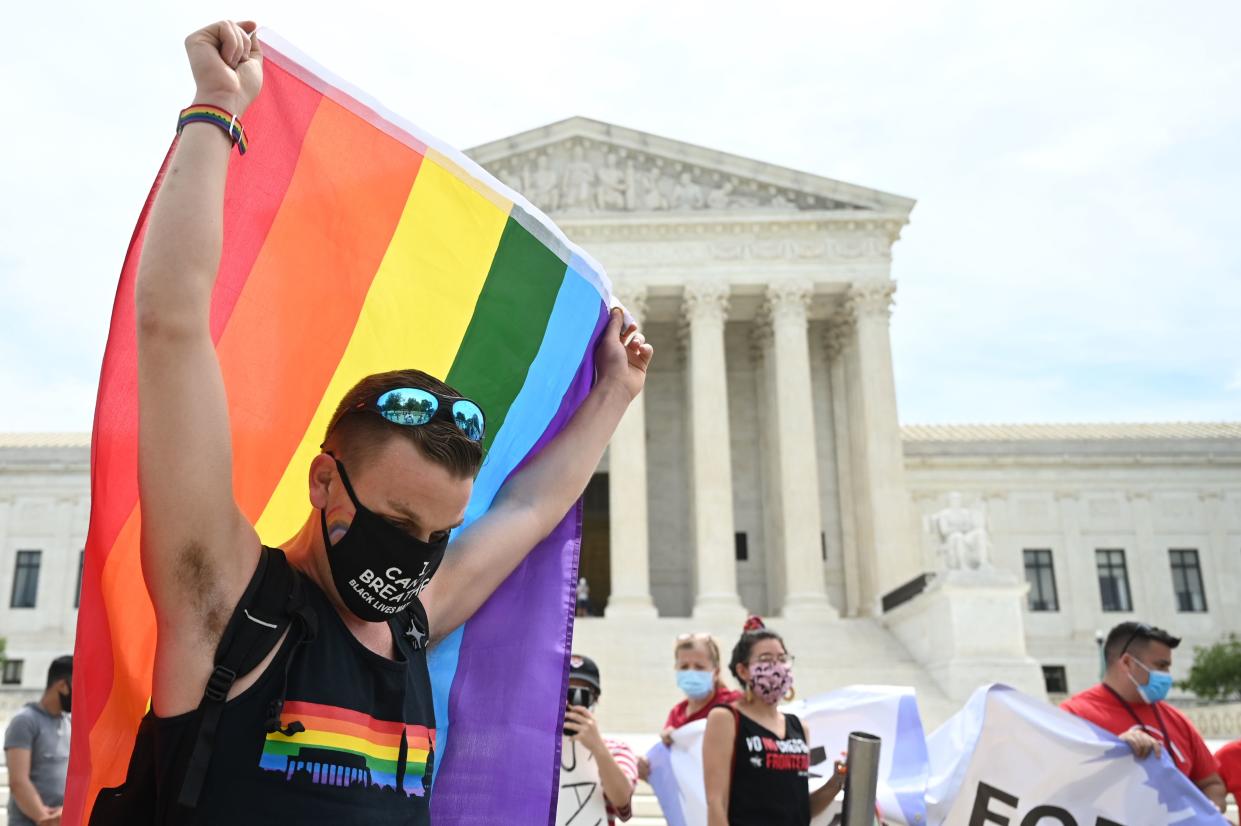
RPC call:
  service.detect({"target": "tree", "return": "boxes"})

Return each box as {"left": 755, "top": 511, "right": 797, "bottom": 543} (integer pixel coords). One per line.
{"left": 1180, "top": 634, "right": 1241, "bottom": 702}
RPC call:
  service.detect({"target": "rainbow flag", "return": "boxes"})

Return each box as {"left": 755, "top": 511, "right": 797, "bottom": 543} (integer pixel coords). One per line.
{"left": 67, "top": 30, "right": 612, "bottom": 825}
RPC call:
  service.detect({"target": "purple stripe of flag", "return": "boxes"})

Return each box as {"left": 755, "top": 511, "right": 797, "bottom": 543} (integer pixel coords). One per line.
{"left": 431, "top": 306, "right": 608, "bottom": 824}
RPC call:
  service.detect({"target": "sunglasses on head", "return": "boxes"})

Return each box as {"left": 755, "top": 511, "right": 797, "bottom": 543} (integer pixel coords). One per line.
{"left": 350, "top": 387, "right": 486, "bottom": 442}
{"left": 1118, "top": 623, "right": 1154, "bottom": 658}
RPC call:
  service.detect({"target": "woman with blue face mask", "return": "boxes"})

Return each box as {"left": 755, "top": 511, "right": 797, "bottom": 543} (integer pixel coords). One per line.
{"left": 636, "top": 633, "right": 741, "bottom": 781}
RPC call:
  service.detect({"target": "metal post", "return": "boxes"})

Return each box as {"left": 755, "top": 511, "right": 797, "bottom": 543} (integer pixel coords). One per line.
{"left": 1096, "top": 629, "right": 1106, "bottom": 680}
{"left": 842, "top": 731, "right": 882, "bottom": 826}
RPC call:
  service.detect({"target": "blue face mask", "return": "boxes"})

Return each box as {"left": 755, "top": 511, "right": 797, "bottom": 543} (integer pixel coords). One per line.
{"left": 1129, "top": 657, "right": 1173, "bottom": 704}
{"left": 676, "top": 670, "right": 716, "bottom": 700}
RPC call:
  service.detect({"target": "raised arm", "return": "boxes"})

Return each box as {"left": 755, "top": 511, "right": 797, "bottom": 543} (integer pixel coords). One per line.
{"left": 137, "top": 22, "right": 263, "bottom": 711}
{"left": 421, "top": 308, "right": 651, "bottom": 641}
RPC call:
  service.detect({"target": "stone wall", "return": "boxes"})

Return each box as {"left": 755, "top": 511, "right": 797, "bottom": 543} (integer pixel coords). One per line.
{"left": 904, "top": 429, "right": 1241, "bottom": 697}
{"left": 0, "top": 440, "right": 88, "bottom": 690}
{"left": 1181, "top": 701, "right": 1241, "bottom": 740}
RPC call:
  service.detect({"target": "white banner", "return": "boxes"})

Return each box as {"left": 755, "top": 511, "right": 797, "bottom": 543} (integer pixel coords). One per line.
{"left": 558, "top": 736, "right": 610, "bottom": 826}
{"left": 646, "top": 685, "right": 927, "bottom": 825}
{"left": 643, "top": 684, "right": 1226, "bottom": 826}
{"left": 926, "top": 684, "right": 1227, "bottom": 826}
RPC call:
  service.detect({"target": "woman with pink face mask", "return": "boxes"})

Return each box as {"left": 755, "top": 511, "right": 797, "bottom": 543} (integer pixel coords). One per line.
{"left": 702, "top": 617, "right": 843, "bottom": 825}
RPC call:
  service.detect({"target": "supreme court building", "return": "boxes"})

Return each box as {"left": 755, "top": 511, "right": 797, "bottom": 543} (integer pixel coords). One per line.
{"left": 3, "top": 118, "right": 1240, "bottom": 732}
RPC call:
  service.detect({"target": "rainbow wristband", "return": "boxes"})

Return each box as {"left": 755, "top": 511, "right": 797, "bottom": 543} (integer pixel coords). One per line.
{"left": 177, "top": 104, "right": 248, "bottom": 155}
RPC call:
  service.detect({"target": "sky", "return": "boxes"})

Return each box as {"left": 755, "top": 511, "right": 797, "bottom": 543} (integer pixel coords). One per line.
{"left": 1, "top": 0, "right": 1238, "bottom": 431}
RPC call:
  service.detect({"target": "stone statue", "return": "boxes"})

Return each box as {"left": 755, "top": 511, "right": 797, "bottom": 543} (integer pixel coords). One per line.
{"left": 560, "top": 145, "right": 596, "bottom": 211}
{"left": 706, "top": 182, "right": 733, "bottom": 210}
{"left": 670, "top": 172, "right": 705, "bottom": 210}
{"left": 635, "top": 167, "right": 668, "bottom": 211}
{"left": 927, "top": 492, "right": 992, "bottom": 571}
{"left": 526, "top": 155, "right": 560, "bottom": 212}
{"left": 595, "top": 153, "right": 628, "bottom": 211}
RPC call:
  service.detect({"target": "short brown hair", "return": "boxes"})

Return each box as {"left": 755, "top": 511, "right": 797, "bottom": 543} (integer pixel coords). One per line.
{"left": 323, "top": 369, "right": 484, "bottom": 478}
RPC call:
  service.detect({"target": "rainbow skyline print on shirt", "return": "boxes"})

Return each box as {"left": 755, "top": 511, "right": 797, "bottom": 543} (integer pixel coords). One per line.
{"left": 259, "top": 700, "right": 435, "bottom": 797}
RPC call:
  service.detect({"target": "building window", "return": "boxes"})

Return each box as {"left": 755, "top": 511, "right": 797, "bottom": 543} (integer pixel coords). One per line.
{"left": 10, "top": 550, "right": 42, "bottom": 609}
{"left": 75, "top": 550, "right": 85, "bottom": 609}
{"left": 1023, "top": 549, "right": 1059, "bottom": 611}
{"left": 1169, "top": 549, "right": 1207, "bottom": 612}
{"left": 2, "top": 659, "right": 22, "bottom": 685}
{"left": 1096, "top": 549, "right": 1132, "bottom": 612}
{"left": 821, "top": 532, "right": 827, "bottom": 561}
{"left": 734, "top": 532, "right": 748, "bottom": 561}
{"left": 1042, "top": 665, "right": 1068, "bottom": 695}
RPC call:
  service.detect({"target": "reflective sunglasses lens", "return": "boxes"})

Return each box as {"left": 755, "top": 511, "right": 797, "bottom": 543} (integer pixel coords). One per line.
{"left": 376, "top": 388, "right": 437, "bottom": 426}
{"left": 451, "top": 399, "right": 486, "bottom": 441}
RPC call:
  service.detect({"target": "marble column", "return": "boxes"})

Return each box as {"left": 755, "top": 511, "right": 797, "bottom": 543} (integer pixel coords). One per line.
{"left": 606, "top": 287, "right": 658, "bottom": 618}
{"left": 0, "top": 497, "right": 11, "bottom": 607}
{"left": 1127, "top": 491, "right": 1158, "bottom": 613}
{"left": 825, "top": 324, "right": 861, "bottom": 617}
{"left": 1200, "top": 491, "right": 1229, "bottom": 614}
{"left": 54, "top": 497, "right": 77, "bottom": 631}
{"left": 764, "top": 281, "right": 835, "bottom": 619}
{"left": 842, "top": 280, "right": 916, "bottom": 610}
{"left": 1055, "top": 492, "right": 1096, "bottom": 638}
{"left": 682, "top": 281, "right": 745, "bottom": 620}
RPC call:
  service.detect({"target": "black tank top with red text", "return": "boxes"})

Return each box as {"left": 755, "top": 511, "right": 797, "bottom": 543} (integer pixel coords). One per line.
{"left": 728, "top": 708, "right": 811, "bottom": 826}
{"left": 152, "top": 577, "right": 436, "bottom": 825}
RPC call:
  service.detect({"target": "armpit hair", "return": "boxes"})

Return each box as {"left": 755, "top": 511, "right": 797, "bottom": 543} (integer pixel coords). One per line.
{"left": 180, "top": 540, "right": 229, "bottom": 644}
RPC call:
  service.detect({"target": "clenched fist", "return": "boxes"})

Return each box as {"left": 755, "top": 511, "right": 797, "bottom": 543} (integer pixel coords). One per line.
{"left": 185, "top": 21, "right": 263, "bottom": 116}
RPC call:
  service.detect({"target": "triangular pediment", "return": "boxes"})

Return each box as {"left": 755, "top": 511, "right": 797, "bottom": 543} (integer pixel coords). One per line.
{"left": 466, "top": 116, "right": 914, "bottom": 217}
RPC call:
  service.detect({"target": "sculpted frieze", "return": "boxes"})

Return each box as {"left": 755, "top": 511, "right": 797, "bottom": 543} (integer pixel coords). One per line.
{"left": 483, "top": 138, "right": 865, "bottom": 215}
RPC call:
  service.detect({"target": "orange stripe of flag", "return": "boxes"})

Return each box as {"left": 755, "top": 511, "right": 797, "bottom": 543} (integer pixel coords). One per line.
{"left": 282, "top": 700, "right": 407, "bottom": 734}
{"left": 78, "top": 95, "right": 420, "bottom": 814}
{"left": 68, "top": 69, "right": 325, "bottom": 825}
{"left": 280, "top": 712, "right": 404, "bottom": 745}
{"left": 220, "top": 97, "right": 424, "bottom": 523}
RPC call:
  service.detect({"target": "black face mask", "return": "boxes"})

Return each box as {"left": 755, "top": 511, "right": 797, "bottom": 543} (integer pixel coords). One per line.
{"left": 60, "top": 686, "right": 72, "bottom": 714}
{"left": 321, "top": 458, "right": 448, "bottom": 623}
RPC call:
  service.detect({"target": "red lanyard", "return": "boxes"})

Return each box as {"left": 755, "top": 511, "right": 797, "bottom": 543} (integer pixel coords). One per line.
{"left": 1103, "top": 684, "right": 1178, "bottom": 766}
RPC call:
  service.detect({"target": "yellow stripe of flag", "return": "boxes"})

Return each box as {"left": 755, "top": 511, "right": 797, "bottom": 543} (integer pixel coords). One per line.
{"left": 255, "top": 159, "right": 509, "bottom": 542}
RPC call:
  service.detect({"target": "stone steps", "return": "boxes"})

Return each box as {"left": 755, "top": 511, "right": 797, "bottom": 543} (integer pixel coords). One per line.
{"left": 571, "top": 614, "right": 961, "bottom": 735}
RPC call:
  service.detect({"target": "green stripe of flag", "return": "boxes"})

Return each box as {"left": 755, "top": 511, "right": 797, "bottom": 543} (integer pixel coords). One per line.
{"left": 447, "top": 217, "right": 568, "bottom": 449}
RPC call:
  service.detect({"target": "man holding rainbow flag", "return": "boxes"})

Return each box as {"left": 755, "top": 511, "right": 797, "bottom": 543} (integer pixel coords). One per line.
{"left": 77, "top": 18, "right": 652, "bottom": 825}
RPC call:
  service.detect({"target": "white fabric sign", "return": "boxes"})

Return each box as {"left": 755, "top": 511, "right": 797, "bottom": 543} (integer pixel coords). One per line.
{"left": 558, "top": 735, "right": 611, "bottom": 826}
{"left": 925, "top": 684, "right": 1227, "bottom": 826}
{"left": 646, "top": 686, "right": 926, "bottom": 825}
{"left": 644, "top": 684, "right": 1227, "bottom": 826}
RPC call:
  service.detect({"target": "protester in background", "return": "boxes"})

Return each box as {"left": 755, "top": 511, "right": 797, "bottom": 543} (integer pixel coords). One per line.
{"left": 702, "top": 617, "right": 842, "bottom": 826}
{"left": 562, "top": 654, "right": 638, "bottom": 825}
{"left": 1215, "top": 739, "right": 1241, "bottom": 814}
{"left": 5, "top": 655, "right": 73, "bottom": 826}
{"left": 1060, "top": 621, "right": 1227, "bottom": 813}
{"left": 576, "top": 575, "right": 592, "bottom": 617}
{"left": 638, "top": 632, "right": 741, "bottom": 780}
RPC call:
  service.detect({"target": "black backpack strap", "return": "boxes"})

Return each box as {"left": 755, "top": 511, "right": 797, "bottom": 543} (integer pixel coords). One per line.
{"left": 176, "top": 546, "right": 307, "bottom": 809}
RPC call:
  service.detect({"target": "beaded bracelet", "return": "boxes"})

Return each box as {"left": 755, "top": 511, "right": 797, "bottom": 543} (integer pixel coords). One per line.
{"left": 177, "top": 104, "right": 249, "bottom": 155}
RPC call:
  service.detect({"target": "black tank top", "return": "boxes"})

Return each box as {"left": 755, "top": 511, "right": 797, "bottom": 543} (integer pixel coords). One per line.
{"left": 728, "top": 708, "right": 811, "bottom": 826}
{"left": 152, "top": 575, "right": 436, "bottom": 825}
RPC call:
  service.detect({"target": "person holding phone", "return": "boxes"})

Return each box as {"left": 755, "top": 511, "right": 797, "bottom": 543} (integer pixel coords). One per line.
{"left": 560, "top": 655, "right": 637, "bottom": 825}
